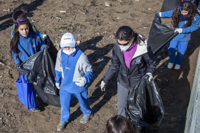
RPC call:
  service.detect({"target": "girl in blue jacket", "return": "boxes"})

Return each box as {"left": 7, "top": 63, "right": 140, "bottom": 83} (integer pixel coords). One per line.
{"left": 159, "top": 1, "right": 200, "bottom": 70}
{"left": 10, "top": 13, "right": 46, "bottom": 112}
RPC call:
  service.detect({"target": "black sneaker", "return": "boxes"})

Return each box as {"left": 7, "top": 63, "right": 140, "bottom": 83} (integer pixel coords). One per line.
{"left": 30, "top": 107, "right": 41, "bottom": 112}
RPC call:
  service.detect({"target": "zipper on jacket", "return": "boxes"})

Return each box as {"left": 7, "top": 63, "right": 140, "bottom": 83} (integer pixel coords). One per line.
{"left": 26, "top": 38, "right": 31, "bottom": 56}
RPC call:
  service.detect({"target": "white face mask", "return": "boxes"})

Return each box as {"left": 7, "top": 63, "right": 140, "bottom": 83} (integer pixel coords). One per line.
{"left": 63, "top": 48, "right": 76, "bottom": 55}
{"left": 119, "top": 43, "right": 132, "bottom": 51}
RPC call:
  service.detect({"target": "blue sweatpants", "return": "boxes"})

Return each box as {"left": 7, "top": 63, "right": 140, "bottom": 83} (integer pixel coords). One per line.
{"left": 59, "top": 89, "right": 91, "bottom": 122}
{"left": 168, "top": 39, "right": 188, "bottom": 65}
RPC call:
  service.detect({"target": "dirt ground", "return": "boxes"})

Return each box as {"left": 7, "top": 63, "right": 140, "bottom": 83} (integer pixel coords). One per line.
{"left": 0, "top": 0, "right": 200, "bottom": 133}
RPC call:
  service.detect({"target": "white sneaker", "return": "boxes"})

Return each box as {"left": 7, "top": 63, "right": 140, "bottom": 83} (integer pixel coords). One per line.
{"left": 167, "top": 63, "right": 173, "bottom": 69}
{"left": 174, "top": 64, "right": 181, "bottom": 70}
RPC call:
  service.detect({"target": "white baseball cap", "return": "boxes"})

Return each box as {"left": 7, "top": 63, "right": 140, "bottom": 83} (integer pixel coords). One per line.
{"left": 60, "top": 33, "right": 76, "bottom": 48}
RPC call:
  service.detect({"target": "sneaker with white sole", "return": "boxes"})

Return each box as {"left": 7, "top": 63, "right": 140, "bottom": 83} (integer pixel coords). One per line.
{"left": 167, "top": 62, "right": 173, "bottom": 69}
{"left": 174, "top": 64, "right": 181, "bottom": 70}
{"left": 30, "top": 107, "right": 41, "bottom": 112}
{"left": 80, "top": 114, "right": 93, "bottom": 124}
{"left": 57, "top": 120, "right": 67, "bottom": 131}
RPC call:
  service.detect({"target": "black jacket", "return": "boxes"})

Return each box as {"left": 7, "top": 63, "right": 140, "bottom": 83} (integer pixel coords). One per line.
{"left": 103, "top": 34, "right": 156, "bottom": 90}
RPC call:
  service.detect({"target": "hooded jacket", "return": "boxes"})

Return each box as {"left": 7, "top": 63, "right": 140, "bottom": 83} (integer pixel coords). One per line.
{"left": 12, "top": 33, "right": 46, "bottom": 65}
{"left": 161, "top": 10, "right": 200, "bottom": 41}
{"left": 103, "top": 34, "right": 156, "bottom": 90}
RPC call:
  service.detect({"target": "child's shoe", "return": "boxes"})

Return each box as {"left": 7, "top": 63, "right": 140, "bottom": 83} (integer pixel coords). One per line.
{"left": 167, "top": 62, "right": 173, "bottom": 69}
{"left": 57, "top": 120, "right": 67, "bottom": 131}
{"left": 174, "top": 64, "right": 181, "bottom": 70}
{"left": 80, "top": 114, "right": 93, "bottom": 124}
{"left": 30, "top": 107, "right": 41, "bottom": 112}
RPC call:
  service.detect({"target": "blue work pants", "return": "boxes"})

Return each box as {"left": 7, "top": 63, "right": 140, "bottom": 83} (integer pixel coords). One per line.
{"left": 168, "top": 39, "right": 188, "bottom": 65}
{"left": 59, "top": 90, "right": 91, "bottom": 122}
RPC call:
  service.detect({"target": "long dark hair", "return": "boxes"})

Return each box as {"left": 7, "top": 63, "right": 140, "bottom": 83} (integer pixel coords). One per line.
{"left": 10, "top": 10, "right": 33, "bottom": 56}
{"left": 103, "top": 115, "right": 136, "bottom": 133}
{"left": 172, "top": 1, "right": 199, "bottom": 28}
{"left": 115, "top": 26, "right": 145, "bottom": 44}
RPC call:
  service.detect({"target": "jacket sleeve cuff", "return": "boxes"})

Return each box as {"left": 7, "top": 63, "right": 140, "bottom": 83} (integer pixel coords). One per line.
{"left": 84, "top": 71, "right": 93, "bottom": 83}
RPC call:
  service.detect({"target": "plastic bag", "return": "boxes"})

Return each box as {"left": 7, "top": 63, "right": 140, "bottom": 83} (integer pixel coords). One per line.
{"left": 147, "top": 14, "right": 178, "bottom": 60}
{"left": 126, "top": 75, "right": 164, "bottom": 133}
{"left": 43, "top": 35, "right": 58, "bottom": 62}
{"left": 19, "top": 47, "right": 60, "bottom": 107}
{"left": 16, "top": 72, "right": 36, "bottom": 109}
{"left": 160, "top": 0, "right": 181, "bottom": 12}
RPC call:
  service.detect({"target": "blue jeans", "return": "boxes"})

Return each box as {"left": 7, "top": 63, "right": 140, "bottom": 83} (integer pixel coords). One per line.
{"left": 59, "top": 90, "right": 91, "bottom": 122}
{"left": 168, "top": 39, "right": 188, "bottom": 65}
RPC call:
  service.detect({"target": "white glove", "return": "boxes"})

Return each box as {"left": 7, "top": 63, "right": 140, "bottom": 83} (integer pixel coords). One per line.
{"left": 146, "top": 73, "right": 153, "bottom": 82}
{"left": 42, "top": 34, "right": 47, "bottom": 42}
{"left": 55, "top": 82, "right": 60, "bottom": 89}
{"left": 174, "top": 28, "right": 182, "bottom": 33}
{"left": 159, "top": 12, "right": 162, "bottom": 17}
{"left": 100, "top": 81, "right": 106, "bottom": 91}
{"left": 75, "top": 77, "right": 86, "bottom": 87}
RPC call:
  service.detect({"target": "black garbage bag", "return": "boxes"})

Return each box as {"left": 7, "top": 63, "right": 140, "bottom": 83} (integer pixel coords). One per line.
{"left": 147, "top": 14, "right": 178, "bottom": 61}
{"left": 18, "top": 47, "right": 60, "bottom": 107}
{"left": 43, "top": 35, "right": 58, "bottom": 63}
{"left": 160, "top": 0, "right": 181, "bottom": 12}
{"left": 126, "top": 75, "right": 164, "bottom": 133}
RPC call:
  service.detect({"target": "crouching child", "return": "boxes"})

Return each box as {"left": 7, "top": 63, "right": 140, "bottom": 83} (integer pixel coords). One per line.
{"left": 55, "top": 33, "right": 93, "bottom": 131}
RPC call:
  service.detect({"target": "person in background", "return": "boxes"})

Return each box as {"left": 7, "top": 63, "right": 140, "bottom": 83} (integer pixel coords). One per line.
{"left": 103, "top": 115, "right": 136, "bottom": 133}
{"left": 55, "top": 33, "right": 93, "bottom": 131}
{"left": 11, "top": 8, "right": 46, "bottom": 41}
{"left": 159, "top": 1, "right": 200, "bottom": 70}
{"left": 10, "top": 10, "right": 47, "bottom": 112}
{"left": 100, "top": 26, "right": 156, "bottom": 118}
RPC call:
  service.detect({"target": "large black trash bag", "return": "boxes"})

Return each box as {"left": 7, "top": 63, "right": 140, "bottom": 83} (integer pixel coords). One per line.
{"left": 43, "top": 35, "right": 58, "bottom": 63}
{"left": 126, "top": 75, "right": 164, "bottom": 133}
{"left": 147, "top": 14, "right": 178, "bottom": 61}
{"left": 160, "top": 0, "right": 181, "bottom": 12}
{"left": 18, "top": 47, "right": 60, "bottom": 107}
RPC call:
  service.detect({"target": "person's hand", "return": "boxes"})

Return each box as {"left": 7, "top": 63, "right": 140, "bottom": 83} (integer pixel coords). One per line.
{"left": 146, "top": 73, "right": 153, "bottom": 82}
{"left": 42, "top": 34, "right": 47, "bottom": 42}
{"left": 174, "top": 28, "right": 182, "bottom": 33}
{"left": 55, "top": 82, "right": 60, "bottom": 89}
{"left": 159, "top": 12, "right": 161, "bottom": 17}
{"left": 100, "top": 81, "right": 106, "bottom": 91}
{"left": 75, "top": 77, "right": 86, "bottom": 87}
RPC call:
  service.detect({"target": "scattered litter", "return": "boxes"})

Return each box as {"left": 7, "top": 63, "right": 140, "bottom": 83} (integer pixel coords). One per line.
{"left": 105, "top": 2, "right": 112, "bottom": 7}
{"left": 135, "top": 0, "right": 139, "bottom": 1}
{"left": 148, "top": 8, "right": 151, "bottom": 10}
{"left": 55, "top": 15, "right": 62, "bottom": 20}
{"left": 77, "top": 41, "right": 81, "bottom": 45}
{"left": 60, "top": 10, "right": 66, "bottom": 13}
{"left": 109, "top": 35, "right": 115, "bottom": 38}
{"left": 117, "top": 17, "right": 119, "bottom": 19}
{"left": 3, "top": 9, "right": 10, "bottom": 12}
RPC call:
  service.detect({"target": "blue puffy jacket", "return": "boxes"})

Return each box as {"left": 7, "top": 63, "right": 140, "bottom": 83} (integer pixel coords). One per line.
{"left": 12, "top": 33, "right": 46, "bottom": 65}
{"left": 161, "top": 10, "right": 200, "bottom": 41}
